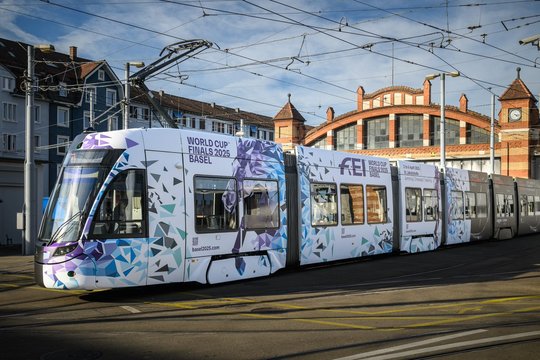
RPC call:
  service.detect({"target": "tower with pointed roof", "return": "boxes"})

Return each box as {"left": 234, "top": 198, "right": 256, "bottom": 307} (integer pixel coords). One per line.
{"left": 273, "top": 94, "right": 306, "bottom": 149}
{"left": 498, "top": 67, "right": 539, "bottom": 178}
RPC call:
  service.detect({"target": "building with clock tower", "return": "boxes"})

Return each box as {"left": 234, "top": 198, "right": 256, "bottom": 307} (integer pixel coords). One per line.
{"left": 498, "top": 68, "right": 540, "bottom": 178}
{"left": 274, "top": 67, "right": 540, "bottom": 179}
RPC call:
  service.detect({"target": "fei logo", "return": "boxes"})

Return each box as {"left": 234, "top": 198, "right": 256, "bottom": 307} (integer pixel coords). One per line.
{"left": 339, "top": 157, "right": 366, "bottom": 176}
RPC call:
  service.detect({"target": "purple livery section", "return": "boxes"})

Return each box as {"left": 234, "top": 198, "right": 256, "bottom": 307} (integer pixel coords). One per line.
{"left": 295, "top": 146, "right": 394, "bottom": 265}
{"left": 36, "top": 129, "right": 287, "bottom": 289}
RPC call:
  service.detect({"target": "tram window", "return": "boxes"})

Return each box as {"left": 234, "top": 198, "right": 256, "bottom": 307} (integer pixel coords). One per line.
{"left": 496, "top": 193, "right": 514, "bottom": 218}
{"left": 450, "top": 191, "right": 464, "bottom": 220}
{"left": 243, "top": 179, "right": 279, "bottom": 229}
{"left": 528, "top": 195, "right": 535, "bottom": 217}
{"left": 520, "top": 195, "right": 529, "bottom": 216}
{"left": 367, "top": 185, "right": 387, "bottom": 224}
{"left": 423, "top": 189, "right": 438, "bottom": 221}
{"left": 465, "top": 192, "right": 476, "bottom": 219}
{"left": 476, "top": 193, "right": 487, "bottom": 218}
{"left": 340, "top": 184, "right": 364, "bottom": 225}
{"left": 405, "top": 188, "right": 422, "bottom": 222}
{"left": 194, "top": 176, "right": 238, "bottom": 232}
{"left": 311, "top": 183, "right": 338, "bottom": 226}
{"left": 536, "top": 196, "right": 540, "bottom": 216}
{"left": 92, "top": 170, "right": 146, "bottom": 237}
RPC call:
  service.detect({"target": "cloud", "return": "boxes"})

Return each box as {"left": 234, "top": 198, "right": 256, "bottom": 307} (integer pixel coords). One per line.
{"left": 0, "top": 0, "right": 538, "bottom": 126}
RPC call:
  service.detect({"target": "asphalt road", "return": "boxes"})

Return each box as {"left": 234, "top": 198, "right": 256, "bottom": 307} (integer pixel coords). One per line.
{"left": 1, "top": 234, "right": 539, "bottom": 360}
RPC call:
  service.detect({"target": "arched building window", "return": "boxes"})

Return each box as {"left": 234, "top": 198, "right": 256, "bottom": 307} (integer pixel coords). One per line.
{"left": 397, "top": 115, "right": 423, "bottom": 147}
{"left": 431, "top": 117, "right": 459, "bottom": 146}
{"left": 466, "top": 124, "right": 490, "bottom": 144}
{"left": 364, "top": 116, "right": 389, "bottom": 149}
{"left": 335, "top": 123, "right": 357, "bottom": 150}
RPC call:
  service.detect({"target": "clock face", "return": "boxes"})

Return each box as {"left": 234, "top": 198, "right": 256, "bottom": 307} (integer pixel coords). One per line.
{"left": 509, "top": 108, "right": 522, "bottom": 121}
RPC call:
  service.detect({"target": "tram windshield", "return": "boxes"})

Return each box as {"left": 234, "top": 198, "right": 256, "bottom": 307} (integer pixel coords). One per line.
{"left": 39, "top": 149, "right": 123, "bottom": 244}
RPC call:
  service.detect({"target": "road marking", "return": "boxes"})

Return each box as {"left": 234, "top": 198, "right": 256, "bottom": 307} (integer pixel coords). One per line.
{"left": 333, "top": 329, "right": 487, "bottom": 360}
{"left": 340, "top": 331, "right": 540, "bottom": 360}
{"left": 120, "top": 305, "right": 141, "bottom": 314}
{"left": 149, "top": 293, "right": 540, "bottom": 332}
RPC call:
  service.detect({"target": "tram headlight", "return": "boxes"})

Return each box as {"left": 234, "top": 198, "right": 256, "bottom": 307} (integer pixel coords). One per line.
{"left": 53, "top": 243, "right": 78, "bottom": 257}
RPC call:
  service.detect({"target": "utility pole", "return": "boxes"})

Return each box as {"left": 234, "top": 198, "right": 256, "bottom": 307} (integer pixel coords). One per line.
{"left": 23, "top": 44, "right": 54, "bottom": 255}
{"left": 425, "top": 71, "right": 460, "bottom": 173}
{"left": 24, "top": 45, "right": 36, "bottom": 256}
{"left": 490, "top": 93, "right": 496, "bottom": 175}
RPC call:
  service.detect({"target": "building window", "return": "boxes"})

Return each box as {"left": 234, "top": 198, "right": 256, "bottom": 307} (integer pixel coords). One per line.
{"left": 2, "top": 76, "right": 15, "bottom": 92}
{"left": 364, "top": 117, "right": 389, "bottom": 149}
{"left": 57, "top": 135, "right": 70, "bottom": 155}
{"left": 59, "top": 82, "right": 67, "bottom": 97}
{"left": 312, "top": 137, "right": 326, "bottom": 149}
{"left": 3, "top": 102, "right": 16, "bottom": 122}
{"left": 34, "top": 105, "right": 41, "bottom": 123}
{"left": 269, "top": 131, "right": 274, "bottom": 141}
{"left": 98, "top": 69, "right": 105, "bottom": 81}
{"left": 2, "top": 133, "right": 16, "bottom": 152}
{"left": 199, "top": 119, "right": 205, "bottom": 130}
{"left": 142, "top": 108, "right": 150, "bottom": 120}
{"left": 212, "top": 121, "right": 225, "bottom": 133}
{"left": 108, "top": 116, "right": 118, "bottom": 131}
{"left": 57, "top": 107, "right": 69, "bottom": 127}
{"left": 335, "top": 123, "right": 357, "bottom": 150}
{"left": 106, "top": 89, "right": 117, "bottom": 107}
{"left": 397, "top": 115, "right": 423, "bottom": 147}
{"left": 34, "top": 135, "right": 40, "bottom": 153}
{"left": 83, "top": 111, "right": 91, "bottom": 129}
{"left": 431, "top": 117, "right": 459, "bottom": 146}
{"left": 85, "top": 87, "right": 96, "bottom": 104}
{"left": 466, "top": 124, "right": 489, "bottom": 144}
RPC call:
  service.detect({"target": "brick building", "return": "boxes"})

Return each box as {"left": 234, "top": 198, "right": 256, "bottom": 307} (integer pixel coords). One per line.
{"left": 274, "top": 69, "right": 539, "bottom": 179}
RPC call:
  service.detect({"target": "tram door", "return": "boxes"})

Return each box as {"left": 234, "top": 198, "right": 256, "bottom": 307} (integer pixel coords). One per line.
{"left": 145, "top": 151, "right": 187, "bottom": 285}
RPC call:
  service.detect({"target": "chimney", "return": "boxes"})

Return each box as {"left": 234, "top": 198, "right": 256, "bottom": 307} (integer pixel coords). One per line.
{"left": 357, "top": 86, "right": 365, "bottom": 111}
{"left": 459, "top": 93, "right": 468, "bottom": 112}
{"left": 423, "top": 79, "right": 431, "bottom": 105}
{"left": 69, "top": 46, "right": 77, "bottom": 61}
{"left": 326, "top": 106, "right": 335, "bottom": 123}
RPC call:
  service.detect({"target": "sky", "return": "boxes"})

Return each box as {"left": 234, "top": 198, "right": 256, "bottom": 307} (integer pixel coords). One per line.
{"left": 0, "top": 0, "right": 539, "bottom": 126}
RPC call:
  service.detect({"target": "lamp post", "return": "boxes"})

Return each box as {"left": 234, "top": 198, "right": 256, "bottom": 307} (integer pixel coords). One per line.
{"left": 24, "top": 44, "right": 54, "bottom": 255}
{"left": 425, "top": 71, "right": 460, "bottom": 173}
{"left": 124, "top": 61, "right": 145, "bottom": 129}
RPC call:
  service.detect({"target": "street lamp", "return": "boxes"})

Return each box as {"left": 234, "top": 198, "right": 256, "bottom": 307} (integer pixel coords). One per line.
{"left": 25, "top": 44, "right": 54, "bottom": 256}
{"left": 124, "top": 61, "right": 145, "bottom": 129}
{"left": 425, "top": 71, "right": 460, "bottom": 173}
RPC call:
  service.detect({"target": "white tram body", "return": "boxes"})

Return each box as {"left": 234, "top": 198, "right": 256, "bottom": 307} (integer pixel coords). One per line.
{"left": 34, "top": 128, "right": 540, "bottom": 290}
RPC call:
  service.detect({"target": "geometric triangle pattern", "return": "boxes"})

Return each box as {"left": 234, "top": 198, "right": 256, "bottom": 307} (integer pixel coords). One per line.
{"left": 145, "top": 150, "right": 186, "bottom": 286}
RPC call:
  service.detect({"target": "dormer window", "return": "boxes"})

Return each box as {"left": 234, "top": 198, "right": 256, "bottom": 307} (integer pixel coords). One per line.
{"left": 98, "top": 69, "right": 105, "bottom": 81}
{"left": 2, "top": 76, "right": 15, "bottom": 92}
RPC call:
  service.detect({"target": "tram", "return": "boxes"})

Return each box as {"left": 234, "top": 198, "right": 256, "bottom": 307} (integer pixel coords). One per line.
{"left": 35, "top": 128, "right": 540, "bottom": 289}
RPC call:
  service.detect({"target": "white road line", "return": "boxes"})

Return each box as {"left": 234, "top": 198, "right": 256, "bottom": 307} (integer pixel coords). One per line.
{"left": 333, "top": 329, "right": 487, "bottom": 360}
{"left": 120, "top": 305, "right": 141, "bottom": 314}
{"left": 337, "top": 331, "right": 540, "bottom": 360}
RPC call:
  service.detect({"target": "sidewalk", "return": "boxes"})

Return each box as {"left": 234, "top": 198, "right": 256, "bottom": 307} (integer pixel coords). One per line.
{"left": 0, "top": 244, "right": 23, "bottom": 257}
